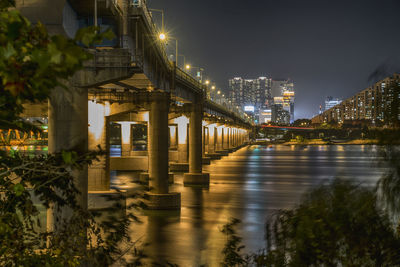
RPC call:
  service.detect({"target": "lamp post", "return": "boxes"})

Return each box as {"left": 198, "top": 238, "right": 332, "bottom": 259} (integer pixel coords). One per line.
{"left": 185, "top": 64, "right": 204, "bottom": 82}
{"left": 158, "top": 34, "right": 179, "bottom": 66}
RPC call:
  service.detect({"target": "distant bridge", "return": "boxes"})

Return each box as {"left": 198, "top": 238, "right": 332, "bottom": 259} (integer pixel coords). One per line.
{"left": 261, "top": 125, "right": 314, "bottom": 130}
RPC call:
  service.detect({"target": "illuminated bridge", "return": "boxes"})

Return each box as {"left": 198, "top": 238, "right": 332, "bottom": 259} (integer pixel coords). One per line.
{"left": 16, "top": 0, "right": 252, "bottom": 220}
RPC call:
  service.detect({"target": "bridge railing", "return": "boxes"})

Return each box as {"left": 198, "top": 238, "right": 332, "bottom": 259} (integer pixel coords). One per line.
{"left": 176, "top": 67, "right": 207, "bottom": 93}
{"left": 129, "top": 0, "right": 173, "bottom": 71}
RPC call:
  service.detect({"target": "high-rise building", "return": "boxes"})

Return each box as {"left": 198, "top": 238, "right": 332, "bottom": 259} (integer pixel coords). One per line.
{"left": 229, "top": 77, "right": 272, "bottom": 111}
{"left": 229, "top": 77, "right": 243, "bottom": 109}
{"left": 312, "top": 73, "right": 400, "bottom": 125}
{"left": 270, "top": 79, "right": 295, "bottom": 123}
{"left": 271, "top": 79, "right": 294, "bottom": 97}
{"left": 259, "top": 109, "right": 272, "bottom": 124}
{"left": 324, "top": 96, "right": 342, "bottom": 111}
{"left": 229, "top": 76, "right": 293, "bottom": 124}
{"left": 271, "top": 104, "right": 290, "bottom": 125}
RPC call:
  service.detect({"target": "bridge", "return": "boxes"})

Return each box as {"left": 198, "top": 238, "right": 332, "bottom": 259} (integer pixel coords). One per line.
{"left": 16, "top": 0, "right": 252, "bottom": 222}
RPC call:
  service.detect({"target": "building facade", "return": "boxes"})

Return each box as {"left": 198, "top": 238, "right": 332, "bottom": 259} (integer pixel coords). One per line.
{"left": 312, "top": 73, "right": 400, "bottom": 125}
{"left": 229, "top": 76, "right": 272, "bottom": 111}
{"left": 324, "top": 96, "right": 342, "bottom": 111}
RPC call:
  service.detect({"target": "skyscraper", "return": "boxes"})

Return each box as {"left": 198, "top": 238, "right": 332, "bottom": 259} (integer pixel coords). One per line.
{"left": 270, "top": 79, "right": 295, "bottom": 123}
{"left": 229, "top": 77, "right": 272, "bottom": 110}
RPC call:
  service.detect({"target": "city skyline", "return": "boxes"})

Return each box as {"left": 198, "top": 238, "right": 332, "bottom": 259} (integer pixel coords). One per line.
{"left": 149, "top": 0, "right": 400, "bottom": 119}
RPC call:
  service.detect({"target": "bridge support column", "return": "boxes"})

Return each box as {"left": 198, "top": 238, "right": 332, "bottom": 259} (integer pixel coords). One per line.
{"left": 146, "top": 92, "right": 180, "bottom": 210}
{"left": 184, "top": 103, "right": 210, "bottom": 186}
{"left": 47, "top": 85, "right": 88, "bottom": 235}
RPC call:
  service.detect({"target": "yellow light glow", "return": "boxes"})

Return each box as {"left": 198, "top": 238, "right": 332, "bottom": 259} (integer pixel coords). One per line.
{"left": 211, "top": 86, "right": 216, "bottom": 90}
{"left": 173, "top": 116, "right": 189, "bottom": 144}
{"left": 185, "top": 64, "right": 190, "bottom": 70}
{"left": 159, "top": 33, "right": 166, "bottom": 40}
{"left": 205, "top": 80, "right": 210, "bottom": 85}
{"left": 208, "top": 125, "right": 215, "bottom": 138}
{"left": 119, "top": 122, "right": 132, "bottom": 145}
{"left": 88, "top": 101, "right": 106, "bottom": 142}
{"left": 217, "top": 90, "right": 221, "bottom": 94}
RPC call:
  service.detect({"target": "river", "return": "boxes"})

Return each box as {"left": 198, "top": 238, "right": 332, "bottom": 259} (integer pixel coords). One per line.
{"left": 110, "top": 145, "right": 386, "bottom": 266}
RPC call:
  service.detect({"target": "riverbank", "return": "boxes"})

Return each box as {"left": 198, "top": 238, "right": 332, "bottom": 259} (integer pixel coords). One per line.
{"left": 283, "top": 139, "right": 379, "bottom": 145}
{"left": 253, "top": 139, "right": 380, "bottom": 146}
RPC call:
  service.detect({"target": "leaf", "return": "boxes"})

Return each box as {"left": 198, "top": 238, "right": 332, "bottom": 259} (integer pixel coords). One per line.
{"left": 13, "top": 183, "right": 24, "bottom": 196}
{"left": 2, "top": 42, "right": 15, "bottom": 59}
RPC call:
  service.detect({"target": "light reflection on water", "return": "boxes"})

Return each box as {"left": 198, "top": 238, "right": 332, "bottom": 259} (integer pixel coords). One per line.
{"left": 110, "top": 145, "right": 386, "bottom": 266}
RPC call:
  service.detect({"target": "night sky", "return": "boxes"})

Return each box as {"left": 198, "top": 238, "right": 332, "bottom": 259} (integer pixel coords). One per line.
{"left": 149, "top": 0, "right": 400, "bottom": 119}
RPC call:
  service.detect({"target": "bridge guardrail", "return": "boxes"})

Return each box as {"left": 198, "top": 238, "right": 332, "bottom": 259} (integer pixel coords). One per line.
{"left": 176, "top": 67, "right": 207, "bottom": 93}
{"left": 130, "top": 0, "right": 173, "bottom": 72}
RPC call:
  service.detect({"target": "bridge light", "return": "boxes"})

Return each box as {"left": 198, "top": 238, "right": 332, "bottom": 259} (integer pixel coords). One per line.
{"left": 205, "top": 80, "right": 210, "bottom": 85}
{"left": 185, "top": 64, "right": 190, "bottom": 70}
{"left": 211, "top": 85, "right": 216, "bottom": 90}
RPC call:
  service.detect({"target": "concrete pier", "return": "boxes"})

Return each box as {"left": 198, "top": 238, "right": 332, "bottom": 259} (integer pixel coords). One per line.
{"left": 184, "top": 103, "right": 210, "bottom": 186}
{"left": 147, "top": 92, "right": 180, "bottom": 209}
{"left": 47, "top": 85, "right": 88, "bottom": 233}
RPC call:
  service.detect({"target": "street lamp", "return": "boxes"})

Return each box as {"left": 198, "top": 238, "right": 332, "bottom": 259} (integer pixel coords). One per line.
{"left": 158, "top": 34, "right": 179, "bottom": 66}
{"left": 186, "top": 64, "right": 204, "bottom": 82}
{"left": 159, "top": 33, "right": 166, "bottom": 41}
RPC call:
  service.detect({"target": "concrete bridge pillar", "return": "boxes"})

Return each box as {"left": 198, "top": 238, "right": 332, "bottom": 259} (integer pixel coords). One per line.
{"left": 184, "top": 103, "right": 210, "bottom": 185}
{"left": 47, "top": 85, "right": 88, "bottom": 234}
{"left": 146, "top": 92, "right": 180, "bottom": 209}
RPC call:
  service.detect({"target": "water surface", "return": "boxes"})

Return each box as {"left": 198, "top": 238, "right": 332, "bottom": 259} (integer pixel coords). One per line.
{"left": 112, "top": 145, "right": 385, "bottom": 266}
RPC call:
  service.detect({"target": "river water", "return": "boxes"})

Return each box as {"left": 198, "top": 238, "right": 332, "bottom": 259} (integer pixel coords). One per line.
{"left": 111, "top": 145, "right": 386, "bottom": 266}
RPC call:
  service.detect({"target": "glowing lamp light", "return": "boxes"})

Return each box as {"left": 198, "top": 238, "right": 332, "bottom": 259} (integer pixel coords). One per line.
{"left": 159, "top": 33, "right": 166, "bottom": 41}
{"left": 205, "top": 80, "right": 210, "bottom": 85}
{"left": 211, "top": 86, "right": 216, "bottom": 90}
{"left": 185, "top": 64, "right": 190, "bottom": 70}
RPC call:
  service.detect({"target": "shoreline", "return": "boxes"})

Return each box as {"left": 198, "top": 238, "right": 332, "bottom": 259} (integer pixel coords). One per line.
{"left": 253, "top": 139, "right": 380, "bottom": 146}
